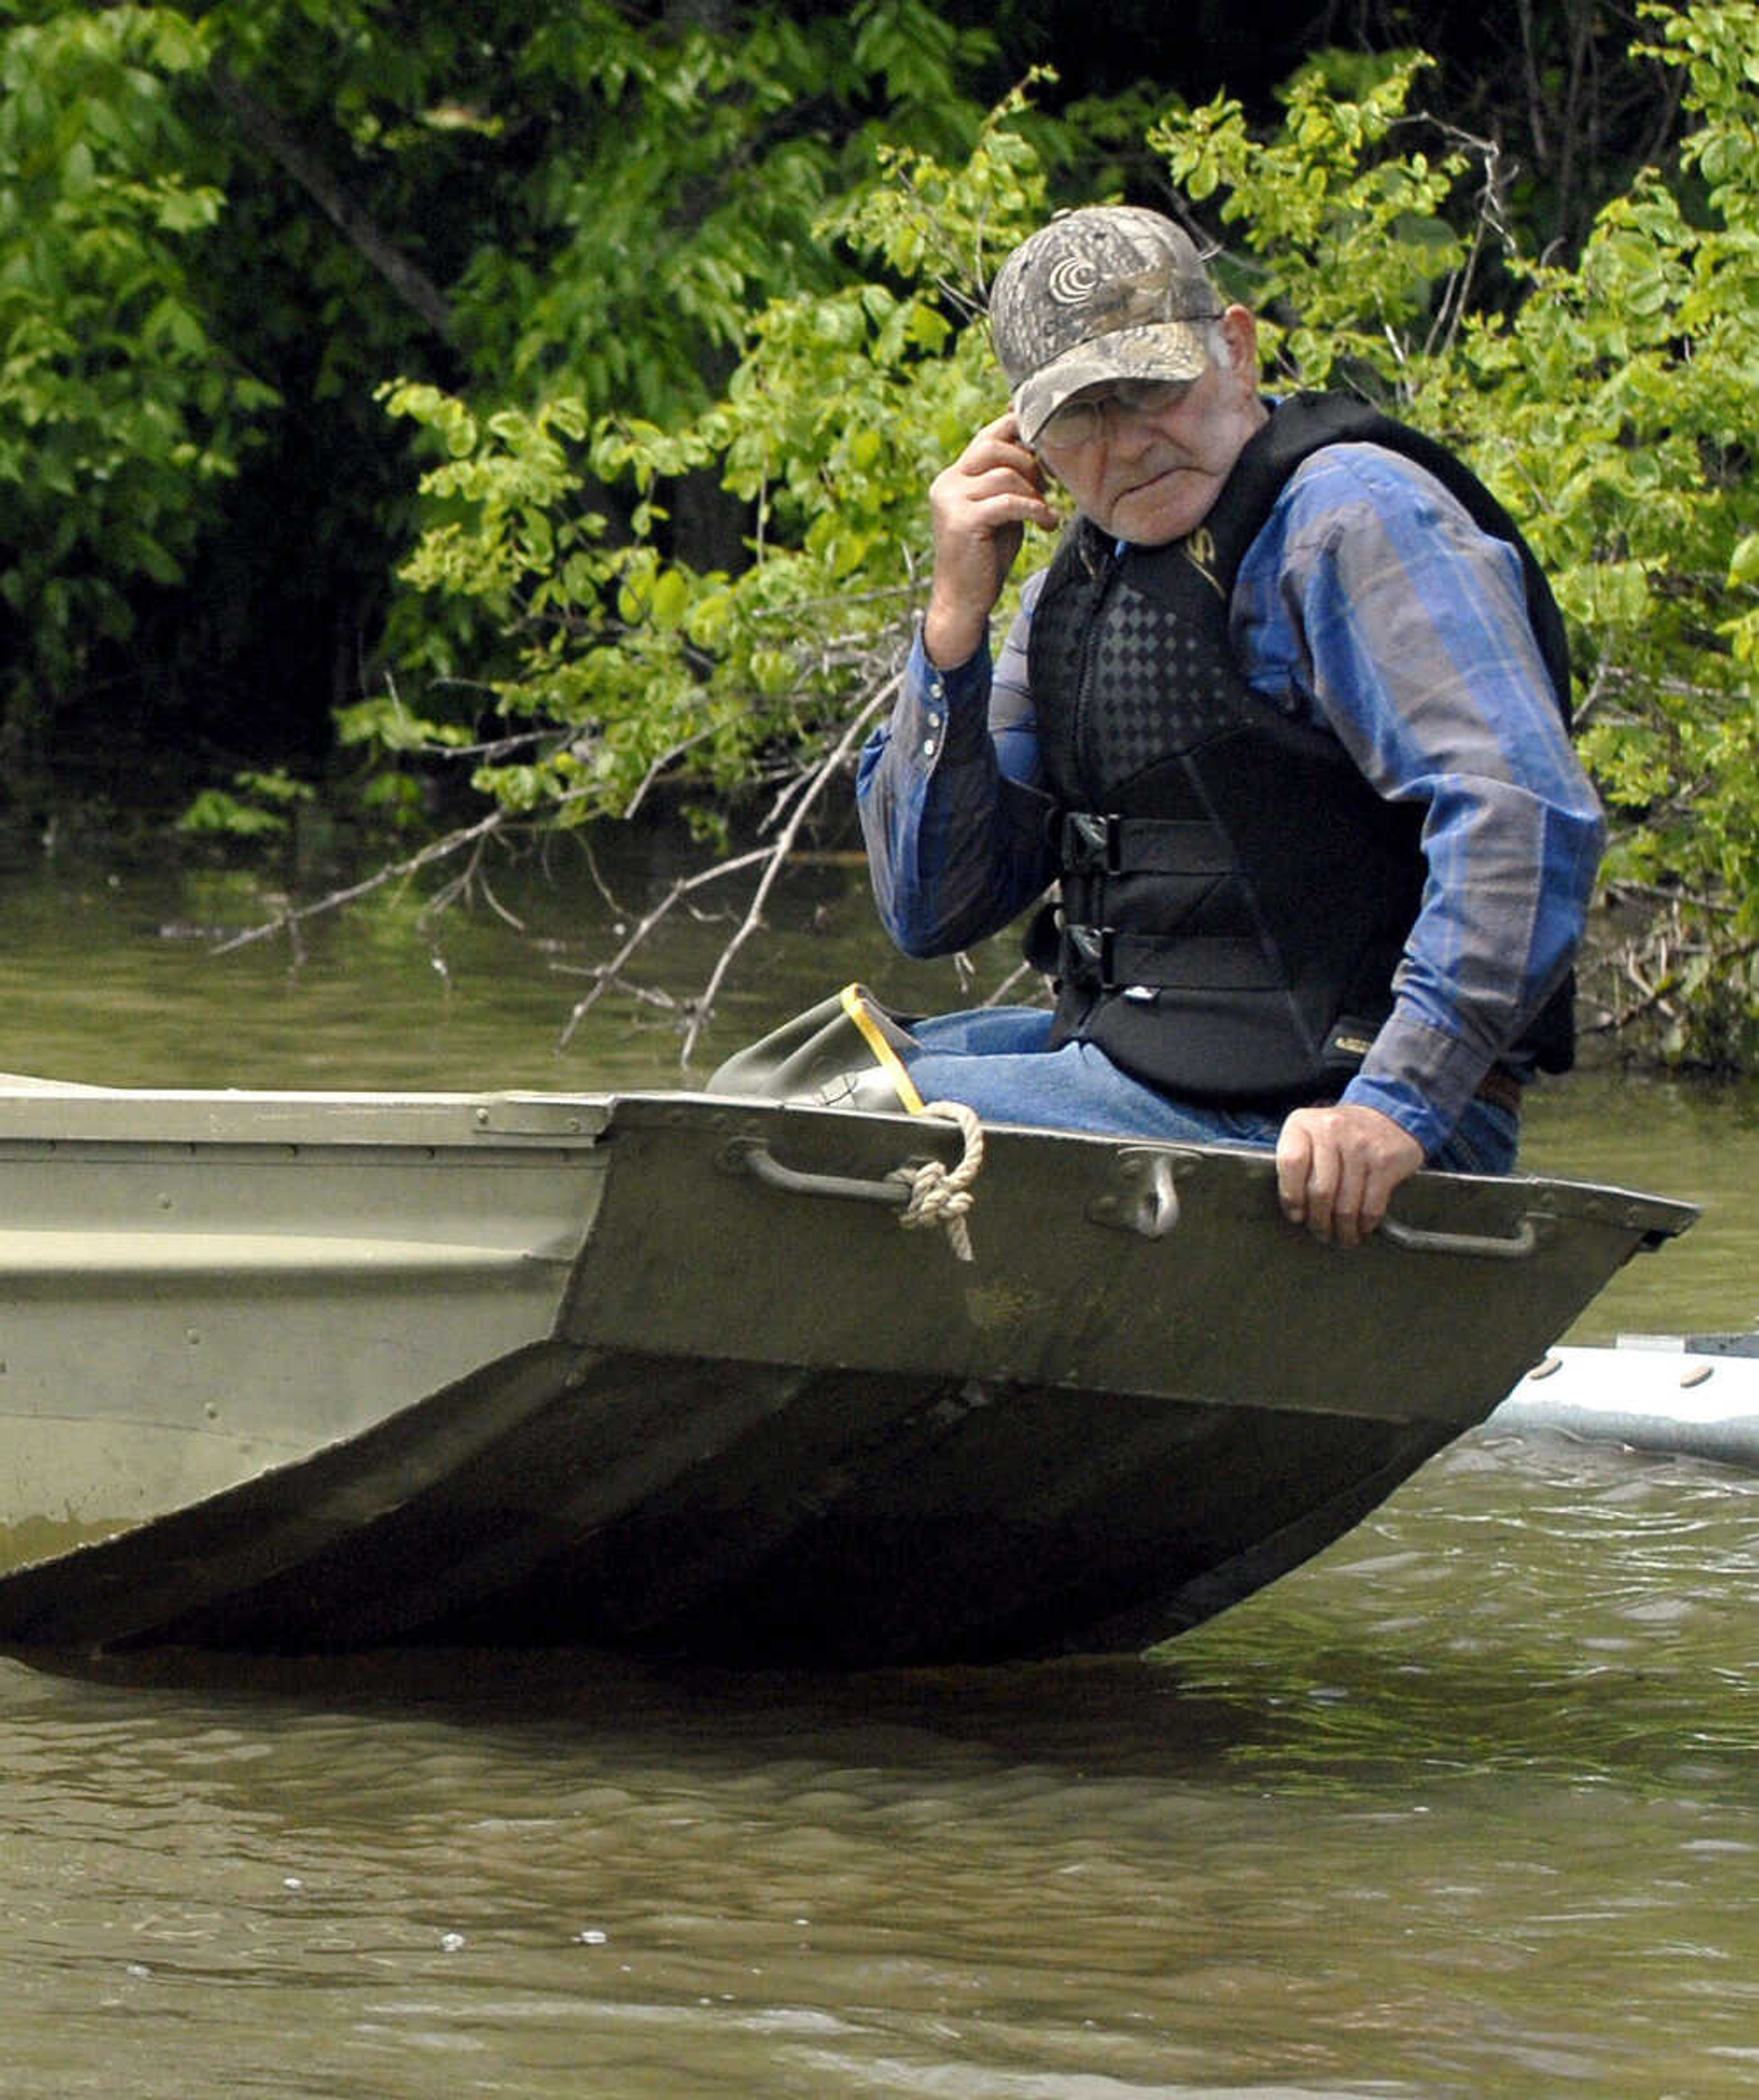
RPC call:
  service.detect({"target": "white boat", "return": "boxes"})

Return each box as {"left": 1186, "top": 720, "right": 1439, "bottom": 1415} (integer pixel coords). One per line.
{"left": 1490, "top": 1333, "right": 1759, "bottom": 1469}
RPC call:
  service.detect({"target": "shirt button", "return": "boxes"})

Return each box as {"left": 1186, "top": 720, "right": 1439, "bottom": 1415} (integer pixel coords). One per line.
{"left": 920, "top": 736, "right": 938, "bottom": 758}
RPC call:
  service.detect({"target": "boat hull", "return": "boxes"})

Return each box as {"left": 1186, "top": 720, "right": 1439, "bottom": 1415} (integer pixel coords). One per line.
{"left": 0, "top": 1087, "right": 1697, "bottom": 1664}
{"left": 1491, "top": 1337, "right": 1759, "bottom": 1470}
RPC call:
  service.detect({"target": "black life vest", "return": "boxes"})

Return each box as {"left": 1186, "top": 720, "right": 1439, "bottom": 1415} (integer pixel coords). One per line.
{"left": 1024, "top": 391, "right": 1575, "bottom": 1106}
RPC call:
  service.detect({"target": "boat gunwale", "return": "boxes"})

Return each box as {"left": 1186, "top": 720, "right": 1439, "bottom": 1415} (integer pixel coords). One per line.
{"left": 0, "top": 1083, "right": 1701, "bottom": 1244}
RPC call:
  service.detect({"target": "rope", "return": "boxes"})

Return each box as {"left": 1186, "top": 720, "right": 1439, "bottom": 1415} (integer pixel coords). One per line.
{"left": 889, "top": 1099, "right": 985, "bottom": 1263}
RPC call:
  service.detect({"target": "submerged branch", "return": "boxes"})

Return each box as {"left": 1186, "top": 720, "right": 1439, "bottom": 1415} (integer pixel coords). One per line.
{"left": 552, "top": 845, "right": 777, "bottom": 1051}
{"left": 208, "top": 806, "right": 514, "bottom": 957}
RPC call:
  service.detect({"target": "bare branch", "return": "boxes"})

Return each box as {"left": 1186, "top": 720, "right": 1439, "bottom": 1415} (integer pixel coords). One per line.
{"left": 208, "top": 806, "right": 513, "bottom": 956}
{"left": 208, "top": 57, "right": 455, "bottom": 344}
{"left": 622, "top": 722, "right": 729, "bottom": 822}
{"left": 675, "top": 675, "right": 899, "bottom": 1062}
{"left": 553, "top": 846, "right": 777, "bottom": 1050}
{"left": 978, "top": 950, "right": 1050, "bottom": 1009}
{"left": 541, "top": 670, "right": 903, "bottom": 1063}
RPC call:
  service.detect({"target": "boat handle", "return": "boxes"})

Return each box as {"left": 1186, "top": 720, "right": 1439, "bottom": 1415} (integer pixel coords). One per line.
{"left": 718, "top": 1136, "right": 911, "bottom": 1209}
{"left": 1380, "top": 1212, "right": 1540, "bottom": 1260}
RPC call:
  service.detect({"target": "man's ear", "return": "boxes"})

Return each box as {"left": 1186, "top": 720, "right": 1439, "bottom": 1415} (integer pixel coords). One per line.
{"left": 1218, "top": 304, "right": 1259, "bottom": 379}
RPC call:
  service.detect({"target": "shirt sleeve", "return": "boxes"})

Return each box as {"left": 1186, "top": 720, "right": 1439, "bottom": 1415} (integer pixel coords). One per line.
{"left": 1231, "top": 442, "right": 1605, "bottom": 1155}
{"left": 855, "top": 582, "right": 1058, "bottom": 957}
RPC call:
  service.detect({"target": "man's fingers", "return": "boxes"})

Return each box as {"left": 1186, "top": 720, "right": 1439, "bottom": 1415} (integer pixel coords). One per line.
{"left": 1276, "top": 1105, "right": 1424, "bottom": 1248}
{"left": 954, "top": 415, "right": 1057, "bottom": 502}
{"left": 1274, "top": 1119, "right": 1315, "bottom": 1227}
{"left": 934, "top": 448, "right": 1056, "bottom": 528}
{"left": 949, "top": 472, "right": 1055, "bottom": 531}
{"left": 923, "top": 418, "right": 1060, "bottom": 667}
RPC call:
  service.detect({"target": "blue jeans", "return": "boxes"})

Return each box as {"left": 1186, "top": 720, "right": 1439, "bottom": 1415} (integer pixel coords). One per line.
{"left": 901, "top": 1006, "right": 1519, "bottom": 1174}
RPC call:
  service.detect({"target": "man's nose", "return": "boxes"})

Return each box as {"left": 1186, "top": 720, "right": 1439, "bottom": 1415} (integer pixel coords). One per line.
{"left": 1105, "top": 404, "right": 1162, "bottom": 455}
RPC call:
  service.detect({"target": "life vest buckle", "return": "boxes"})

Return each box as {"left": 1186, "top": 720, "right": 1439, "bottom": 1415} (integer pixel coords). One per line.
{"left": 1063, "top": 811, "right": 1124, "bottom": 874}
{"left": 1062, "top": 922, "right": 1117, "bottom": 990}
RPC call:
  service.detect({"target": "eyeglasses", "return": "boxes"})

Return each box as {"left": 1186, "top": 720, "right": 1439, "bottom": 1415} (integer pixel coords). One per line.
{"left": 1035, "top": 378, "right": 1199, "bottom": 452}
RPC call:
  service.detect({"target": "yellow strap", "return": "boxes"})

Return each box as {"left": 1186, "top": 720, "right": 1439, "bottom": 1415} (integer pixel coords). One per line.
{"left": 837, "top": 983, "right": 926, "bottom": 1115}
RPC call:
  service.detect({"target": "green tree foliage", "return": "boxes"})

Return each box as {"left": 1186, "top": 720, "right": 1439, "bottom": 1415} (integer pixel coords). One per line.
{"left": 2, "top": 0, "right": 1672, "bottom": 816}
{"left": 0, "top": 6, "right": 272, "bottom": 739}
{"left": 1460, "top": 3, "right": 1759, "bottom": 1065}
{"left": 323, "top": 109, "right": 1057, "bottom": 1048}
{"left": 0, "top": 0, "right": 995, "bottom": 804}
{"left": 363, "top": 109, "right": 1050, "bottom": 824}
{"left": 361, "top": 2, "right": 1757, "bottom": 1067}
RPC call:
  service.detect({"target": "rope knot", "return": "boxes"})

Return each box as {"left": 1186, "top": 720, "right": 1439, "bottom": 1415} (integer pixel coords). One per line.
{"left": 889, "top": 1099, "right": 985, "bottom": 1262}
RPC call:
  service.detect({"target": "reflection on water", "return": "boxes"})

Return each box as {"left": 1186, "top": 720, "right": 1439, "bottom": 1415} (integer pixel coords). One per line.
{"left": 0, "top": 835, "right": 1022, "bottom": 1096}
{"left": 6, "top": 1436, "right": 1754, "bottom": 2100}
{"left": 0, "top": 848, "right": 1755, "bottom": 2098}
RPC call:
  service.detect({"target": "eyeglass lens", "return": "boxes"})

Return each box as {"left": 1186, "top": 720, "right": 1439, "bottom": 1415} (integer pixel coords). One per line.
{"left": 1039, "top": 379, "right": 1193, "bottom": 447}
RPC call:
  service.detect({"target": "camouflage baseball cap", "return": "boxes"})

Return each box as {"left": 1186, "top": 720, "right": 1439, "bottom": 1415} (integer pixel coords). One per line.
{"left": 989, "top": 207, "right": 1223, "bottom": 446}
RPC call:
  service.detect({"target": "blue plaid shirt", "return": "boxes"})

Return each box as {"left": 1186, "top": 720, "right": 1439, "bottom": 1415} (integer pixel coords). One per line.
{"left": 856, "top": 441, "right": 1605, "bottom": 1157}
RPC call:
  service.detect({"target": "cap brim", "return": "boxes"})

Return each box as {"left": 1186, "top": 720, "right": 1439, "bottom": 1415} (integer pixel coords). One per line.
{"left": 1013, "top": 320, "right": 1213, "bottom": 446}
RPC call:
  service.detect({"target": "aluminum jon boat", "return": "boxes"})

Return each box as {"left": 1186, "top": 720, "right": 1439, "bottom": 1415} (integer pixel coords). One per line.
{"left": 0, "top": 1078, "right": 1696, "bottom": 1666}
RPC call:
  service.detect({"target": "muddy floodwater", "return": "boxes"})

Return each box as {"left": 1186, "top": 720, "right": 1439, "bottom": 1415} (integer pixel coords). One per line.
{"left": 1, "top": 850, "right": 1754, "bottom": 2098}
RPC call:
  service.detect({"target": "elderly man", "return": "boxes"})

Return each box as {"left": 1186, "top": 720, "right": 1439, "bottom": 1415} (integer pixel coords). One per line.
{"left": 855, "top": 204, "right": 1604, "bottom": 1245}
